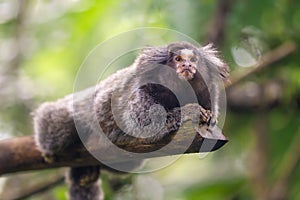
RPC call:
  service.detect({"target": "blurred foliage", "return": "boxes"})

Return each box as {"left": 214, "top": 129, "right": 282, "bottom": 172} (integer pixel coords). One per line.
{"left": 0, "top": 0, "right": 300, "bottom": 199}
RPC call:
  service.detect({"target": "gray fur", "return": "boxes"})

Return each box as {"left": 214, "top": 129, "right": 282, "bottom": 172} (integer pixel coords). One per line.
{"left": 66, "top": 166, "right": 103, "bottom": 200}
{"left": 198, "top": 43, "right": 230, "bottom": 125}
{"left": 33, "top": 41, "right": 229, "bottom": 200}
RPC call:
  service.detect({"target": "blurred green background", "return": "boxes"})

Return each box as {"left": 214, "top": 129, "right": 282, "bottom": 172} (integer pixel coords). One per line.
{"left": 0, "top": 0, "right": 300, "bottom": 199}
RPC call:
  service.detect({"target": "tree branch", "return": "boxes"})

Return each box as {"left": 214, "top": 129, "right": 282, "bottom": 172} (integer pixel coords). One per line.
{"left": 227, "top": 41, "right": 297, "bottom": 89}
{"left": 4, "top": 176, "right": 64, "bottom": 200}
{"left": 0, "top": 110, "right": 227, "bottom": 176}
{"left": 205, "top": 0, "right": 234, "bottom": 47}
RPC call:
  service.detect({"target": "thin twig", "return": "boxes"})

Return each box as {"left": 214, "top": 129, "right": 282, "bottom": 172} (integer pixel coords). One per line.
{"left": 4, "top": 176, "right": 65, "bottom": 200}
{"left": 227, "top": 41, "right": 297, "bottom": 89}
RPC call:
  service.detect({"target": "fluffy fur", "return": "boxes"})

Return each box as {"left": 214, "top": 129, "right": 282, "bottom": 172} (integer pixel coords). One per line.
{"left": 33, "top": 41, "right": 229, "bottom": 199}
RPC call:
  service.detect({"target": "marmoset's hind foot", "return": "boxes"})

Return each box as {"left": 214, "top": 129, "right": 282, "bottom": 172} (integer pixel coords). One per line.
{"left": 180, "top": 104, "right": 211, "bottom": 125}
{"left": 42, "top": 152, "right": 57, "bottom": 163}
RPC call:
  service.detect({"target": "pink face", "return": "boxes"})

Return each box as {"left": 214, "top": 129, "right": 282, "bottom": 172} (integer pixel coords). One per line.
{"left": 173, "top": 49, "right": 198, "bottom": 81}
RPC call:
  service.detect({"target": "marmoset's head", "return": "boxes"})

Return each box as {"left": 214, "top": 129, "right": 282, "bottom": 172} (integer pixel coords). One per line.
{"left": 136, "top": 41, "right": 229, "bottom": 83}
{"left": 167, "top": 42, "right": 200, "bottom": 81}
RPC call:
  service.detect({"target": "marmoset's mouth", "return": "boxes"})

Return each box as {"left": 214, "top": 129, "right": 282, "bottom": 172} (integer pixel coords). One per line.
{"left": 177, "top": 67, "right": 196, "bottom": 81}
{"left": 177, "top": 69, "right": 195, "bottom": 80}
{"left": 179, "top": 68, "right": 193, "bottom": 73}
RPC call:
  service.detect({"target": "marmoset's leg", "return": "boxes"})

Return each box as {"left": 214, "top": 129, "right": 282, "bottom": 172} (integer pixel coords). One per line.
{"left": 67, "top": 166, "right": 103, "bottom": 200}
{"left": 34, "top": 101, "right": 77, "bottom": 161}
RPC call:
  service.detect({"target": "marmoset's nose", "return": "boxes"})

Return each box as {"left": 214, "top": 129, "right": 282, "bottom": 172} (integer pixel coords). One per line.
{"left": 182, "top": 62, "right": 192, "bottom": 69}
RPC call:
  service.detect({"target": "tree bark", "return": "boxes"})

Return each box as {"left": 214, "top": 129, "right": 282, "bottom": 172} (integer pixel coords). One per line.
{"left": 0, "top": 114, "right": 227, "bottom": 176}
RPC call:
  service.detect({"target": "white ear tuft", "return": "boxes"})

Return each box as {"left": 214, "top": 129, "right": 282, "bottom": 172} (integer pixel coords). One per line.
{"left": 200, "top": 44, "right": 225, "bottom": 67}
{"left": 199, "top": 43, "right": 230, "bottom": 82}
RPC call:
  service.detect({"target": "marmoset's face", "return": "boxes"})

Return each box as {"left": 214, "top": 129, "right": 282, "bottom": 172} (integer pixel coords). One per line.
{"left": 171, "top": 49, "right": 199, "bottom": 81}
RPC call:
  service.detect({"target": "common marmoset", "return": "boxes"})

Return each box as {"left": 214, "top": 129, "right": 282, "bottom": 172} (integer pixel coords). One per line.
{"left": 34, "top": 41, "right": 229, "bottom": 200}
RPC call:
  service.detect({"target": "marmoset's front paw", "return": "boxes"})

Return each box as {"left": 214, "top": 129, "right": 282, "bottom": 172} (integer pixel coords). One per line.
{"left": 180, "top": 104, "right": 211, "bottom": 125}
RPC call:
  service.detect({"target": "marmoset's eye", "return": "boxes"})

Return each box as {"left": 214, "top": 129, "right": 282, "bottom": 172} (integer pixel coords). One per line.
{"left": 190, "top": 57, "right": 197, "bottom": 62}
{"left": 175, "top": 56, "right": 183, "bottom": 62}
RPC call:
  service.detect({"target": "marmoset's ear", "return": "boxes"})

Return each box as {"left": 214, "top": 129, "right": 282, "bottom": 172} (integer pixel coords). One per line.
{"left": 199, "top": 44, "right": 230, "bottom": 83}
{"left": 135, "top": 45, "right": 169, "bottom": 65}
{"left": 167, "top": 43, "right": 183, "bottom": 56}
